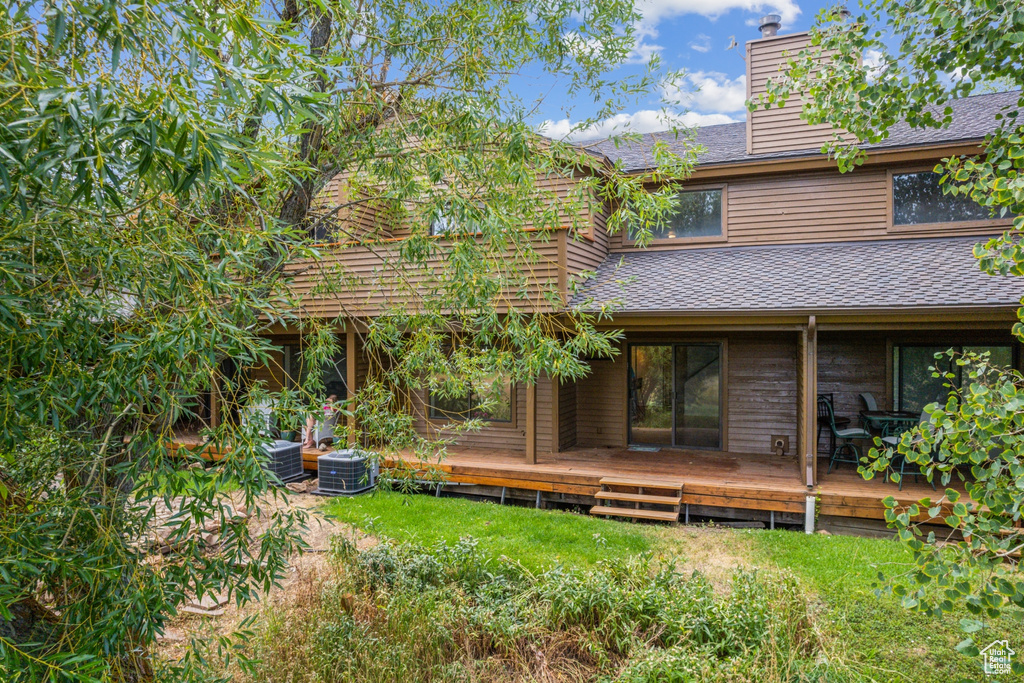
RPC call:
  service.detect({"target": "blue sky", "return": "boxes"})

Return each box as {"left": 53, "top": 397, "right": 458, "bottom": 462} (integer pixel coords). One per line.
{"left": 534, "top": 0, "right": 840, "bottom": 140}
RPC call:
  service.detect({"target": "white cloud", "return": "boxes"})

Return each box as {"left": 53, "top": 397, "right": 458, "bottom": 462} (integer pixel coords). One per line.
{"left": 664, "top": 71, "right": 748, "bottom": 114}
{"left": 538, "top": 110, "right": 737, "bottom": 142}
{"left": 637, "top": 0, "right": 801, "bottom": 30}
{"left": 688, "top": 33, "right": 712, "bottom": 53}
{"left": 627, "top": 38, "right": 665, "bottom": 64}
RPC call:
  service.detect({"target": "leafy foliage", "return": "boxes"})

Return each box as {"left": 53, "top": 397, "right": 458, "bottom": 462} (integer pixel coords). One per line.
{"left": 751, "top": 0, "right": 1024, "bottom": 650}
{"left": 245, "top": 536, "right": 839, "bottom": 682}
{"left": 0, "top": 0, "right": 695, "bottom": 680}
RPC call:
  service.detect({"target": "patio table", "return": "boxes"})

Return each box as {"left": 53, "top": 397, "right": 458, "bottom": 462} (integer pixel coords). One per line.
{"left": 860, "top": 410, "right": 919, "bottom": 437}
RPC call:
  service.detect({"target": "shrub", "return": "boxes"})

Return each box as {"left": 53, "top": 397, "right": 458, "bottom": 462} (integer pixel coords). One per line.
{"left": 244, "top": 537, "right": 844, "bottom": 682}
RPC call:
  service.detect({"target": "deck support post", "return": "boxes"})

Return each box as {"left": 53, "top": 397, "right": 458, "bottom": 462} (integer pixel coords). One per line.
{"left": 770, "top": 511, "right": 775, "bottom": 530}
{"left": 804, "top": 495, "right": 815, "bottom": 534}
{"left": 346, "top": 327, "right": 357, "bottom": 446}
{"left": 684, "top": 504, "right": 689, "bottom": 525}
{"left": 535, "top": 490, "right": 542, "bottom": 509}
{"left": 500, "top": 487, "right": 506, "bottom": 505}
{"left": 435, "top": 483, "right": 442, "bottom": 498}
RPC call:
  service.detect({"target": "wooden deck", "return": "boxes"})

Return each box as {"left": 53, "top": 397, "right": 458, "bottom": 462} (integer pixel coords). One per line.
{"left": 372, "top": 446, "right": 962, "bottom": 523}
{"left": 172, "top": 434, "right": 961, "bottom": 525}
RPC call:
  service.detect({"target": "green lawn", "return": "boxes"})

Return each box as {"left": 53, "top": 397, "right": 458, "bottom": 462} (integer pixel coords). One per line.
{"left": 321, "top": 492, "right": 1021, "bottom": 682}
{"left": 749, "top": 530, "right": 1019, "bottom": 682}
{"left": 324, "top": 491, "right": 655, "bottom": 571}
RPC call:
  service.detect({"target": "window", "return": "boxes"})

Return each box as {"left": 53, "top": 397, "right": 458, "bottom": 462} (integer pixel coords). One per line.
{"left": 429, "top": 203, "right": 482, "bottom": 236}
{"left": 429, "top": 207, "right": 454, "bottom": 236}
{"left": 631, "top": 188, "right": 724, "bottom": 241}
{"left": 429, "top": 378, "right": 513, "bottom": 423}
{"left": 893, "top": 344, "right": 1013, "bottom": 413}
{"left": 892, "top": 171, "right": 992, "bottom": 226}
{"left": 283, "top": 344, "right": 347, "bottom": 398}
{"left": 629, "top": 343, "right": 723, "bottom": 450}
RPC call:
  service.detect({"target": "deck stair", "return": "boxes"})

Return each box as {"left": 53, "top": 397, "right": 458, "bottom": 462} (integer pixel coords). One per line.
{"left": 590, "top": 476, "right": 683, "bottom": 523}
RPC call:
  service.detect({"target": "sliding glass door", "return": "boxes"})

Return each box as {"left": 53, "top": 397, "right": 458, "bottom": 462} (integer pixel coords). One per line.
{"left": 629, "top": 343, "right": 723, "bottom": 450}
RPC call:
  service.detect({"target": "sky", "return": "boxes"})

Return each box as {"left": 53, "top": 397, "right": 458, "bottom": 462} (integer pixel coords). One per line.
{"left": 532, "top": 0, "right": 840, "bottom": 141}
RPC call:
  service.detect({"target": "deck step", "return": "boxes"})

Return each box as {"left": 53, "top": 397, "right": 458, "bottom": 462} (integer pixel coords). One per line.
{"left": 599, "top": 476, "right": 685, "bottom": 490}
{"left": 594, "top": 491, "right": 682, "bottom": 506}
{"left": 589, "top": 506, "right": 679, "bottom": 522}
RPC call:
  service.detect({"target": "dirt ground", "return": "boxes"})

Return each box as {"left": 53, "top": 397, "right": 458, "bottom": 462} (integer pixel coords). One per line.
{"left": 154, "top": 489, "right": 375, "bottom": 663}
{"left": 154, "top": 493, "right": 756, "bottom": 668}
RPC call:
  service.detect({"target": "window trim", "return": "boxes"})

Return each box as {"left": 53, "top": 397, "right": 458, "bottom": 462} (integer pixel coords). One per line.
{"left": 886, "top": 166, "right": 1012, "bottom": 233}
{"left": 427, "top": 381, "right": 517, "bottom": 428}
{"left": 622, "top": 183, "right": 729, "bottom": 247}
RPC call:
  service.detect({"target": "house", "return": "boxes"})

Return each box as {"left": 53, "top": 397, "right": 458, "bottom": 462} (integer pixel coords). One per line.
{"left": 234, "top": 21, "right": 1021, "bottom": 531}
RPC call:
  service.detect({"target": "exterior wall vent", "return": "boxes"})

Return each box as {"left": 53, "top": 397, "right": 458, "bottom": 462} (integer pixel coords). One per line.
{"left": 758, "top": 14, "right": 782, "bottom": 37}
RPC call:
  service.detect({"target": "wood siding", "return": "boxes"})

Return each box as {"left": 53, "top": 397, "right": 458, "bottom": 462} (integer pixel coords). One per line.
{"left": 747, "top": 32, "right": 845, "bottom": 155}
{"left": 575, "top": 343, "right": 628, "bottom": 448}
{"left": 726, "top": 333, "right": 798, "bottom": 456}
{"left": 558, "top": 379, "right": 578, "bottom": 450}
{"left": 411, "top": 384, "right": 528, "bottom": 451}
{"left": 570, "top": 334, "right": 798, "bottom": 456}
{"left": 608, "top": 166, "right": 1014, "bottom": 251}
{"left": 816, "top": 332, "right": 889, "bottom": 457}
{"left": 286, "top": 235, "right": 563, "bottom": 318}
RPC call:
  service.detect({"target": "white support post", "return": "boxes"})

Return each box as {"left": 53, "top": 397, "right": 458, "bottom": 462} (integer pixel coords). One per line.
{"left": 804, "top": 495, "right": 815, "bottom": 534}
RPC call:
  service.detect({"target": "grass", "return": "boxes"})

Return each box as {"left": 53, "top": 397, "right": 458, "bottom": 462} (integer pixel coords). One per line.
{"left": 246, "top": 531, "right": 838, "bottom": 683}
{"left": 749, "top": 530, "right": 1020, "bottom": 682}
{"left": 324, "top": 491, "right": 655, "bottom": 572}
{"left": 306, "top": 492, "right": 1022, "bottom": 681}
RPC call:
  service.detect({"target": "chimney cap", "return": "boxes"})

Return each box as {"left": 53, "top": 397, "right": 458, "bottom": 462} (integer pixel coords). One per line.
{"left": 758, "top": 14, "right": 782, "bottom": 37}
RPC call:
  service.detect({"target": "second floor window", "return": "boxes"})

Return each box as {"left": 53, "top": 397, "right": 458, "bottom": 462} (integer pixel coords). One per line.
{"left": 430, "top": 207, "right": 454, "bottom": 236}
{"left": 633, "top": 188, "right": 724, "bottom": 241}
{"left": 892, "top": 171, "right": 991, "bottom": 226}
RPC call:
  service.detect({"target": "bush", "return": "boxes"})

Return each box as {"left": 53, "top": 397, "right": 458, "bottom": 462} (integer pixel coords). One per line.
{"left": 243, "top": 536, "right": 848, "bottom": 682}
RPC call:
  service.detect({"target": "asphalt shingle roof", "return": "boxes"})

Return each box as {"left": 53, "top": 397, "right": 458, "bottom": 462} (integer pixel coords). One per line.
{"left": 571, "top": 237, "right": 1022, "bottom": 313}
{"left": 585, "top": 91, "right": 1021, "bottom": 173}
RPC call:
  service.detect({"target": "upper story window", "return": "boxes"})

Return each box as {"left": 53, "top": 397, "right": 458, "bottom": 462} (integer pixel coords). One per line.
{"left": 429, "top": 202, "right": 483, "bottom": 236}
{"left": 631, "top": 188, "right": 724, "bottom": 242}
{"left": 892, "top": 171, "right": 991, "bottom": 226}
{"left": 429, "top": 209, "right": 454, "bottom": 236}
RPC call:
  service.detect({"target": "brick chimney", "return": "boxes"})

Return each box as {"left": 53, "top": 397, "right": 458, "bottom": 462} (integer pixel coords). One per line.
{"left": 745, "top": 18, "right": 844, "bottom": 155}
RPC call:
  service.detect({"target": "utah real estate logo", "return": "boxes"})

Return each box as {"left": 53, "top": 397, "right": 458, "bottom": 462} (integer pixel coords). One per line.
{"left": 980, "top": 639, "right": 1015, "bottom": 676}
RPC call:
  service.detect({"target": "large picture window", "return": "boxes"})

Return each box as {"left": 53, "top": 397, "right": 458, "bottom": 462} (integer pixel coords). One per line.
{"left": 892, "top": 171, "right": 992, "bottom": 226}
{"left": 428, "top": 378, "right": 513, "bottom": 423}
{"left": 631, "top": 188, "right": 724, "bottom": 241}
{"left": 893, "top": 344, "right": 1013, "bottom": 413}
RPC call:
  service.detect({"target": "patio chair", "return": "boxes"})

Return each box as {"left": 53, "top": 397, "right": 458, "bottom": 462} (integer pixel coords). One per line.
{"left": 859, "top": 392, "right": 879, "bottom": 412}
{"left": 816, "top": 394, "right": 850, "bottom": 455}
{"left": 822, "top": 398, "right": 872, "bottom": 473}
{"left": 303, "top": 406, "right": 341, "bottom": 450}
{"left": 879, "top": 411, "right": 936, "bottom": 491}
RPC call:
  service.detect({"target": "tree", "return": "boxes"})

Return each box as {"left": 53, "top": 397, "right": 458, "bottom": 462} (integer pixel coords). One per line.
{"left": 754, "top": 0, "right": 1024, "bottom": 661}
{"left": 0, "top": 0, "right": 694, "bottom": 680}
